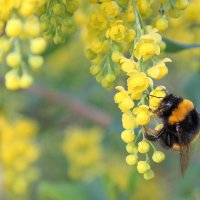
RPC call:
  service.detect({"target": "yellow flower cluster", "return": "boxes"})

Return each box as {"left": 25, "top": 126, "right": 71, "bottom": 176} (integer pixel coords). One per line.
{"left": 84, "top": 0, "right": 140, "bottom": 88}
{"left": 116, "top": 84, "right": 167, "bottom": 179}
{"left": 84, "top": 0, "right": 191, "bottom": 180}
{"left": 0, "top": 116, "right": 40, "bottom": 198}
{"left": 0, "top": 0, "right": 78, "bottom": 90}
{"left": 62, "top": 126, "right": 103, "bottom": 180}
{"left": 41, "top": 0, "right": 78, "bottom": 44}
{"left": 0, "top": 0, "right": 47, "bottom": 90}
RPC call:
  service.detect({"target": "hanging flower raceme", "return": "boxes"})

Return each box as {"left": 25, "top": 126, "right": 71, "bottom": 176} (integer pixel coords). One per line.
{"left": 0, "top": 1, "right": 45, "bottom": 90}
{"left": 40, "top": 0, "right": 78, "bottom": 44}
{"left": 83, "top": 0, "right": 191, "bottom": 180}
{"left": 0, "top": 116, "right": 40, "bottom": 198}
{"left": 62, "top": 126, "right": 103, "bottom": 180}
{"left": 0, "top": 0, "right": 78, "bottom": 91}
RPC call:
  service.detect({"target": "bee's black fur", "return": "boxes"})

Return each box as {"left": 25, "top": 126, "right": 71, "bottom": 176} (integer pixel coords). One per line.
{"left": 145, "top": 93, "right": 200, "bottom": 174}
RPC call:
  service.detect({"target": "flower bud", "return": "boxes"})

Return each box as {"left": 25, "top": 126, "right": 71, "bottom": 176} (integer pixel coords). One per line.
{"left": 152, "top": 151, "right": 165, "bottom": 163}
{"left": 121, "top": 130, "right": 135, "bottom": 143}
{"left": 30, "top": 37, "right": 47, "bottom": 54}
{"left": 6, "top": 52, "right": 22, "bottom": 68}
{"left": 20, "top": 74, "right": 33, "bottom": 89}
{"left": 6, "top": 19, "right": 22, "bottom": 37}
{"left": 111, "top": 51, "right": 123, "bottom": 63}
{"left": 126, "top": 154, "right": 138, "bottom": 165}
{"left": 138, "top": 140, "right": 150, "bottom": 153}
{"left": 144, "top": 169, "right": 155, "bottom": 180}
{"left": 137, "top": 161, "right": 150, "bottom": 174}
{"left": 126, "top": 143, "right": 138, "bottom": 154}
{"left": 90, "top": 65, "right": 101, "bottom": 76}
{"left": 28, "top": 56, "right": 44, "bottom": 69}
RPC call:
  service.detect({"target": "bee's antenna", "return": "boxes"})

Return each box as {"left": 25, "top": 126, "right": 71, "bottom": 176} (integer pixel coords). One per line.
{"left": 143, "top": 91, "right": 165, "bottom": 99}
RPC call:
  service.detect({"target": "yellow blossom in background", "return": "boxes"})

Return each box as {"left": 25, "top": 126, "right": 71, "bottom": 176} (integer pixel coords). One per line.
{"left": 0, "top": 115, "right": 40, "bottom": 198}
{"left": 62, "top": 126, "right": 103, "bottom": 180}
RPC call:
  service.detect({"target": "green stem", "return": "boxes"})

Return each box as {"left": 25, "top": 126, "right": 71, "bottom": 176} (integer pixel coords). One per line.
{"left": 149, "top": 141, "right": 157, "bottom": 151}
{"left": 132, "top": 0, "right": 146, "bottom": 33}
{"left": 132, "top": 0, "right": 142, "bottom": 35}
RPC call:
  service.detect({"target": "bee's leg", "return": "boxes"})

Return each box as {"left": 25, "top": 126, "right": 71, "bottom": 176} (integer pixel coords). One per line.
{"left": 149, "top": 108, "right": 158, "bottom": 114}
{"left": 143, "top": 126, "right": 165, "bottom": 142}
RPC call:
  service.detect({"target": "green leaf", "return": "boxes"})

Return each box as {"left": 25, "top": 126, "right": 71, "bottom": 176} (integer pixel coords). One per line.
{"left": 182, "top": 72, "right": 200, "bottom": 108}
{"left": 38, "top": 182, "right": 89, "bottom": 200}
{"left": 163, "top": 37, "right": 200, "bottom": 53}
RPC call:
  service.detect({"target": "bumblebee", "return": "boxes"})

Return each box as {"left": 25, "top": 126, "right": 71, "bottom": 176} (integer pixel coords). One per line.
{"left": 144, "top": 93, "right": 200, "bottom": 175}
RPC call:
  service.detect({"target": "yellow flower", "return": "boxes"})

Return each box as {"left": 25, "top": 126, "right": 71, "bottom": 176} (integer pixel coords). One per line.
{"left": 111, "top": 51, "right": 123, "bottom": 63}
{"left": 134, "top": 29, "right": 162, "bottom": 60}
{"left": 6, "top": 52, "right": 22, "bottom": 68}
{"left": 63, "top": 126, "right": 103, "bottom": 180}
{"left": 63, "top": 127, "right": 102, "bottom": 167}
{"left": 138, "top": 140, "right": 150, "bottom": 153}
{"left": 126, "top": 29, "right": 136, "bottom": 42}
{"left": 90, "top": 65, "right": 101, "bottom": 76}
{"left": 126, "top": 143, "right": 138, "bottom": 154}
{"left": 90, "top": 39, "right": 105, "bottom": 54}
{"left": 127, "top": 70, "right": 150, "bottom": 100}
{"left": 137, "top": 161, "right": 150, "bottom": 174}
{"left": 0, "top": 37, "right": 12, "bottom": 53}
{"left": 126, "top": 154, "right": 138, "bottom": 165}
{"left": 152, "top": 151, "right": 165, "bottom": 163}
{"left": 124, "top": 3, "right": 135, "bottom": 22}
{"left": 155, "top": 17, "right": 168, "bottom": 31}
{"left": 100, "top": 1, "right": 119, "bottom": 18}
{"left": 0, "top": 115, "right": 39, "bottom": 196}
{"left": 5, "top": 70, "right": 20, "bottom": 90}
{"left": 28, "top": 55, "right": 44, "bottom": 69}
{"left": 120, "top": 58, "right": 138, "bottom": 73}
{"left": 121, "top": 130, "right": 135, "bottom": 143}
{"left": 137, "top": 0, "right": 151, "bottom": 18}
{"left": 133, "top": 105, "right": 150, "bottom": 126}
{"left": 20, "top": 74, "right": 33, "bottom": 89}
{"left": 5, "top": 18, "right": 23, "bottom": 37}
{"left": 114, "top": 86, "right": 134, "bottom": 112}
{"left": 122, "top": 111, "right": 136, "bottom": 130}
{"left": 106, "top": 21, "right": 127, "bottom": 42}
{"left": 147, "top": 58, "right": 171, "bottom": 79}
{"left": 24, "top": 16, "right": 41, "bottom": 37}
{"left": 144, "top": 169, "right": 155, "bottom": 180}
{"left": 30, "top": 37, "right": 47, "bottom": 54}
{"left": 89, "top": 12, "right": 107, "bottom": 31}
{"left": 149, "top": 85, "right": 166, "bottom": 110}
{"left": 175, "top": 0, "right": 189, "bottom": 10}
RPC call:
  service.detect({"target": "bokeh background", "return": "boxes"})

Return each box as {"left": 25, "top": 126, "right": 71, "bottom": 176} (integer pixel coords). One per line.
{"left": 1, "top": 0, "right": 200, "bottom": 200}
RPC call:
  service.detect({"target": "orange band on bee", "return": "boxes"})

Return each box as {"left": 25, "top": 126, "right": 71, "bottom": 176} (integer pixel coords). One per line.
{"left": 168, "top": 100, "right": 194, "bottom": 125}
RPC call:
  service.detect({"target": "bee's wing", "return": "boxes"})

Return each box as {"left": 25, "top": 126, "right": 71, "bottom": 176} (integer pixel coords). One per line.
{"left": 176, "top": 124, "right": 190, "bottom": 176}
{"left": 179, "top": 143, "right": 190, "bottom": 176}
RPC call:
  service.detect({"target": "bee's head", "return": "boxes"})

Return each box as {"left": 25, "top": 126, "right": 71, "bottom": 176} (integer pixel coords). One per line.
{"left": 157, "top": 94, "right": 183, "bottom": 117}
